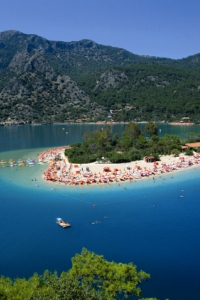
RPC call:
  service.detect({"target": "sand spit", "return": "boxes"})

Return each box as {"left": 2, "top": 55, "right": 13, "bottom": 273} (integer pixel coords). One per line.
{"left": 38, "top": 147, "right": 200, "bottom": 186}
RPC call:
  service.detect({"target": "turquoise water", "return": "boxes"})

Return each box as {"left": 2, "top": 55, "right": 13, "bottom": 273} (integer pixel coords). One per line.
{"left": 0, "top": 124, "right": 200, "bottom": 299}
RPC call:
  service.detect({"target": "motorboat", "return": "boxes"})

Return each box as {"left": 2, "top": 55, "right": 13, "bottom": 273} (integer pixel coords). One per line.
{"left": 56, "top": 218, "right": 71, "bottom": 228}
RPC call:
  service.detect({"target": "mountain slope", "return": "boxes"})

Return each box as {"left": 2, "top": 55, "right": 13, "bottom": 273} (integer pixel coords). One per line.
{"left": 0, "top": 30, "right": 200, "bottom": 124}
{"left": 0, "top": 30, "right": 176, "bottom": 77}
{"left": 0, "top": 49, "right": 105, "bottom": 124}
{"left": 78, "top": 64, "right": 200, "bottom": 122}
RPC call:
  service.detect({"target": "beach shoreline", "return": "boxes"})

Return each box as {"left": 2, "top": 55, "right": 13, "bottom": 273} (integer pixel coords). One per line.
{"left": 38, "top": 146, "right": 200, "bottom": 186}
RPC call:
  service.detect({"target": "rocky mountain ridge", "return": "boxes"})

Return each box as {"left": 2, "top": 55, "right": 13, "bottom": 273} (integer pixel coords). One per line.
{"left": 0, "top": 45, "right": 105, "bottom": 124}
{"left": 0, "top": 30, "right": 200, "bottom": 124}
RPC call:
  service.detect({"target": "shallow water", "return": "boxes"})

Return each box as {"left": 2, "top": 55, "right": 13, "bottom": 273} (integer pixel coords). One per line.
{"left": 0, "top": 125, "right": 200, "bottom": 300}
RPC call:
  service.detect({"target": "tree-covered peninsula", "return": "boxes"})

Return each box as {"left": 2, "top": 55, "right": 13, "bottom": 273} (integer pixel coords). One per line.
{"left": 65, "top": 121, "right": 184, "bottom": 164}
{"left": 0, "top": 248, "right": 157, "bottom": 300}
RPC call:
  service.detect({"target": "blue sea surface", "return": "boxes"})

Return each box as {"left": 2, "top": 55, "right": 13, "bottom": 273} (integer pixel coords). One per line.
{"left": 0, "top": 124, "right": 200, "bottom": 300}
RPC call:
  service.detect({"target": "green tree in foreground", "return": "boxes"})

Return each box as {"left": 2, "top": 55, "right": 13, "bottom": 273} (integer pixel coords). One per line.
{"left": 69, "top": 248, "right": 151, "bottom": 299}
{"left": 0, "top": 271, "right": 101, "bottom": 300}
{"left": 0, "top": 248, "right": 157, "bottom": 300}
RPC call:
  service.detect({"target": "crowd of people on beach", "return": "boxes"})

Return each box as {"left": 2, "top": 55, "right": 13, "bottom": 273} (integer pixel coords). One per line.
{"left": 38, "top": 147, "right": 200, "bottom": 186}
{"left": 38, "top": 146, "right": 69, "bottom": 162}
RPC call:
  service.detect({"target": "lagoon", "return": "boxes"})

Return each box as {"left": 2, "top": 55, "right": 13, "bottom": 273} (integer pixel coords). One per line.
{"left": 0, "top": 124, "right": 200, "bottom": 299}
{"left": 1, "top": 123, "right": 200, "bottom": 152}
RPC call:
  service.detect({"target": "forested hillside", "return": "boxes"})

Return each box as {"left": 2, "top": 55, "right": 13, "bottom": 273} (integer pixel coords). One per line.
{"left": 78, "top": 64, "right": 200, "bottom": 122}
{"left": 0, "top": 30, "right": 200, "bottom": 124}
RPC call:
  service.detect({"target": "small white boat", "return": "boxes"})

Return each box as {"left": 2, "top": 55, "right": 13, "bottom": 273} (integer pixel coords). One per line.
{"left": 56, "top": 218, "right": 71, "bottom": 228}
{"left": 27, "top": 159, "right": 36, "bottom": 165}
{"left": 28, "top": 161, "right": 36, "bottom": 165}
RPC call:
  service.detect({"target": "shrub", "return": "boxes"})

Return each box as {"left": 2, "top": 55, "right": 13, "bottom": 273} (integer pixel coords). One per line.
{"left": 109, "top": 153, "right": 131, "bottom": 163}
{"left": 185, "top": 148, "right": 193, "bottom": 156}
{"left": 171, "top": 149, "right": 180, "bottom": 156}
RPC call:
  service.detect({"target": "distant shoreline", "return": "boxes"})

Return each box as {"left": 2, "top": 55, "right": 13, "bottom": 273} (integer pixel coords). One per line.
{"left": 169, "top": 122, "right": 195, "bottom": 126}
{"left": 0, "top": 121, "right": 198, "bottom": 126}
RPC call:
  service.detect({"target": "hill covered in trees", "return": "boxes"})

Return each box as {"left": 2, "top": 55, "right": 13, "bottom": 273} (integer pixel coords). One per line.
{"left": 77, "top": 64, "right": 200, "bottom": 122}
{"left": 0, "top": 30, "right": 200, "bottom": 124}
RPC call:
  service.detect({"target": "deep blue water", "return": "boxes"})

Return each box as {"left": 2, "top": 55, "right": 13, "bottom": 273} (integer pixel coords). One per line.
{"left": 0, "top": 124, "right": 200, "bottom": 300}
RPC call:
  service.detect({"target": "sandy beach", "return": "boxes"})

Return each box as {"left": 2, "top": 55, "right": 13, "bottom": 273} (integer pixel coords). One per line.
{"left": 38, "top": 146, "right": 200, "bottom": 186}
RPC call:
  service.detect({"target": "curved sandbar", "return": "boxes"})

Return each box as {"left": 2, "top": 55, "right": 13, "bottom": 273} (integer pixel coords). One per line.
{"left": 39, "top": 147, "right": 200, "bottom": 185}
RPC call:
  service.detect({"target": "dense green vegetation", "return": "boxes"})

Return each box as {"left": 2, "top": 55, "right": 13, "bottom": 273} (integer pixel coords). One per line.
{"left": 1, "top": 30, "right": 200, "bottom": 124}
{"left": 77, "top": 64, "right": 200, "bottom": 122}
{"left": 65, "top": 121, "right": 184, "bottom": 164}
{"left": 0, "top": 248, "right": 157, "bottom": 300}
